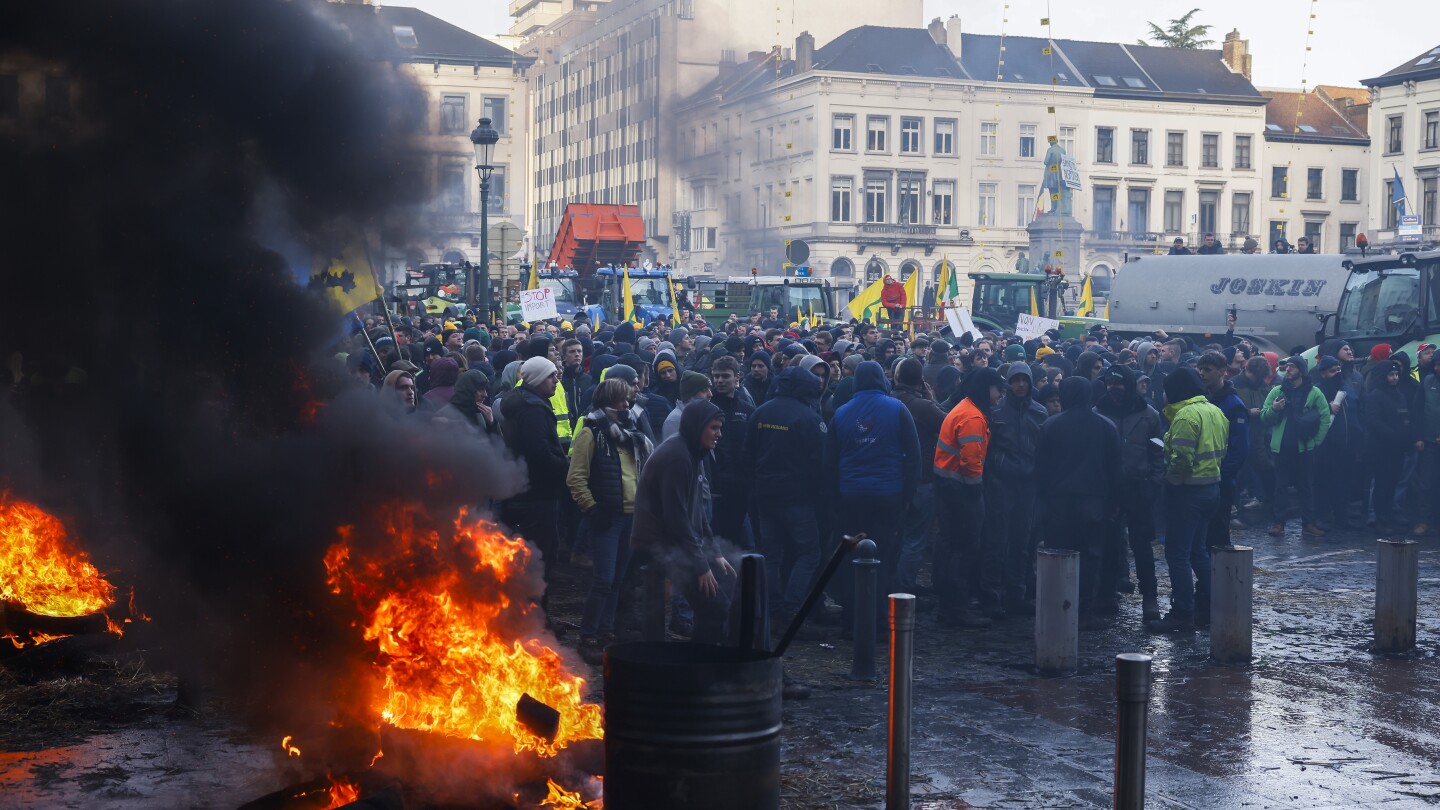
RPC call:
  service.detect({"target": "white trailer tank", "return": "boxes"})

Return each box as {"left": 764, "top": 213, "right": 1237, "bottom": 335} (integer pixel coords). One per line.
{"left": 1106, "top": 254, "right": 1349, "bottom": 353}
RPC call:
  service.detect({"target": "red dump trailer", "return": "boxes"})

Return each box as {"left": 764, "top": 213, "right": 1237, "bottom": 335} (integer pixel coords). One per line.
{"left": 548, "top": 203, "right": 645, "bottom": 277}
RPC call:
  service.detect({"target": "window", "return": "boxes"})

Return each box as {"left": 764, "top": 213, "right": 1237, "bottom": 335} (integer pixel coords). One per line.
{"left": 978, "top": 182, "right": 997, "bottom": 226}
{"left": 864, "top": 177, "right": 887, "bottom": 222}
{"left": 1019, "top": 123, "right": 1037, "bottom": 158}
{"left": 1425, "top": 177, "right": 1439, "bottom": 229}
{"left": 1166, "top": 132, "right": 1185, "bottom": 167}
{"left": 439, "top": 164, "right": 467, "bottom": 210}
{"left": 1131, "top": 129, "right": 1149, "bottom": 164}
{"left": 1093, "top": 75, "right": 1117, "bottom": 86}
{"left": 934, "top": 119, "right": 955, "bottom": 155}
{"left": 1307, "top": 168, "right": 1324, "bottom": 200}
{"left": 392, "top": 25, "right": 419, "bottom": 48}
{"left": 1127, "top": 188, "right": 1150, "bottom": 234}
{"left": 1387, "top": 115, "right": 1403, "bottom": 153}
{"left": 1271, "top": 220, "right": 1288, "bottom": 243}
{"left": 980, "top": 122, "right": 997, "bottom": 156}
{"left": 1234, "top": 134, "right": 1252, "bottom": 169}
{"left": 1199, "top": 190, "right": 1218, "bottom": 235}
{"left": 1272, "top": 166, "right": 1289, "bottom": 199}
{"left": 688, "top": 227, "right": 717, "bottom": 250}
{"left": 898, "top": 174, "right": 922, "bottom": 224}
{"left": 1340, "top": 223, "right": 1357, "bottom": 251}
{"left": 1202, "top": 133, "right": 1219, "bottom": 168}
{"left": 1385, "top": 180, "right": 1398, "bottom": 228}
{"left": 0, "top": 75, "right": 15, "bottom": 118}
{"left": 483, "top": 97, "right": 507, "bottom": 132}
{"left": 866, "top": 116, "right": 888, "bottom": 152}
{"left": 832, "top": 114, "right": 854, "bottom": 150}
{"left": 830, "top": 177, "right": 852, "bottom": 222}
{"left": 1342, "top": 168, "right": 1359, "bottom": 201}
{"left": 440, "top": 94, "right": 467, "bottom": 134}
{"left": 1232, "top": 193, "right": 1251, "bottom": 235}
{"left": 900, "top": 117, "right": 922, "bottom": 154}
{"left": 1164, "top": 190, "right": 1185, "bottom": 232}
{"left": 1059, "top": 126, "right": 1076, "bottom": 156}
{"left": 1094, "top": 186, "right": 1116, "bottom": 233}
{"left": 932, "top": 180, "right": 954, "bottom": 225}
{"left": 1017, "top": 184, "right": 1037, "bottom": 226}
{"left": 1426, "top": 111, "right": 1440, "bottom": 150}
{"left": 690, "top": 182, "right": 714, "bottom": 210}
{"left": 1304, "top": 221, "right": 1323, "bottom": 249}
{"left": 487, "top": 169, "right": 506, "bottom": 213}
{"left": 1096, "top": 127, "right": 1115, "bottom": 163}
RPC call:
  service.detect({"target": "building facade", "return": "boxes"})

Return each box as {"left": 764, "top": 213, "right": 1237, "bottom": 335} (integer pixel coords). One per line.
{"left": 675, "top": 22, "right": 1271, "bottom": 305}
{"left": 1364, "top": 46, "right": 1440, "bottom": 244}
{"left": 1260, "top": 89, "right": 1370, "bottom": 253}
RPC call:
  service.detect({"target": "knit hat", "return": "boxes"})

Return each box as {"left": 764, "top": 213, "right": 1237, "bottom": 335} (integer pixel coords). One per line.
{"left": 679, "top": 371, "right": 711, "bottom": 401}
{"left": 655, "top": 356, "right": 678, "bottom": 375}
{"left": 831, "top": 339, "right": 854, "bottom": 355}
{"left": 1284, "top": 355, "right": 1308, "bottom": 376}
{"left": 424, "top": 337, "right": 447, "bottom": 357}
{"left": 1370, "top": 344, "right": 1392, "bottom": 362}
{"left": 1004, "top": 343, "right": 1026, "bottom": 362}
{"left": 796, "top": 355, "right": 825, "bottom": 375}
{"left": 670, "top": 327, "right": 690, "bottom": 343}
{"left": 519, "top": 356, "right": 558, "bottom": 388}
{"left": 1315, "top": 355, "right": 1341, "bottom": 373}
{"left": 842, "top": 354, "right": 864, "bottom": 373}
{"left": 1036, "top": 346, "right": 1057, "bottom": 360}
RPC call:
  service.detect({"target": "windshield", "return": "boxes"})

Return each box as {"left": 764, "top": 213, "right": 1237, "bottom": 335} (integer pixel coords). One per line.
{"left": 537, "top": 278, "right": 575, "bottom": 304}
{"left": 629, "top": 278, "right": 670, "bottom": 307}
{"left": 784, "top": 286, "right": 829, "bottom": 318}
{"left": 1335, "top": 267, "right": 1421, "bottom": 340}
{"left": 977, "top": 279, "right": 1034, "bottom": 321}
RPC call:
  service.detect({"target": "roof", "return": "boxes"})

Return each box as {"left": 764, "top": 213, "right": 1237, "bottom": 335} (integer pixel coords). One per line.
{"left": 1262, "top": 90, "right": 1369, "bottom": 145}
{"left": 1363, "top": 45, "right": 1440, "bottom": 87}
{"left": 1123, "top": 44, "right": 1263, "bottom": 102}
{"left": 814, "top": 26, "right": 967, "bottom": 79}
{"left": 319, "top": 4, "right": 526, "bottom": 67}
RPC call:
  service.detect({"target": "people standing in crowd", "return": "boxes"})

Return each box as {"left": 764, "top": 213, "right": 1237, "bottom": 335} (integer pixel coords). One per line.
{"left": 934, "top": 368, "right": 1005, "bottom": 629}
{"left": 1363, "top": 359, "right": 1422, "bottom": 535}
{"left": 979, "top": 362, "right": 1046, "bottom": 617}
{"left": 1197, "top": 351, "right": 1249, "bottom": 542}
{"left": 1195, "top": 233, "right": 1225, "bottom": 255}
{"left": 661, "top": 371, "right": 713, "bottom": 441}
{"left": 893, "top": 358, "right": 947, "bottom": 594}
{"left": 1094, "top": 365, "right": 1165, "bottom": 621}
{"left": 1312, "top": 355, "right": 1361, "bottom": 530}
{"left": 500, "top": 356, "right": 569, "bottom": 607}
{"left": 1261, "top": 356, "right": 1332, "bottom": 538}
{"left": 707, "top": 356, "right": 754, "bottom": 549}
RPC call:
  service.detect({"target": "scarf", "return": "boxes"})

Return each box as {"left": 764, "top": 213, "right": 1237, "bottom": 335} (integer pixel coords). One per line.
{"left": 591, "top": 406, "right": 653, "bottom": 472}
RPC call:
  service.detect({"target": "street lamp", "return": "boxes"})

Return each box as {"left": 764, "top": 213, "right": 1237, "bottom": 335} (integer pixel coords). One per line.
{"left": 469, "top": 117, "right": 499, "bottom": 323}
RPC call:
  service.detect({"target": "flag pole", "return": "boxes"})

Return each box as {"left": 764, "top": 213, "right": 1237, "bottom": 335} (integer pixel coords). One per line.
{"left": 353, "top": 308, "right": 385, "bottom": 370}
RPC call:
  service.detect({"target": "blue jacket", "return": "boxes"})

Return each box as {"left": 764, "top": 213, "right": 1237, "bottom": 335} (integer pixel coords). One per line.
{"left": 828, "top": 361, "right": 920, "bottom": 499}
{"left": 1208, "top": 380, "right": 1250, "bottom": 481}
{"left": 749, "top": 367, "right": 827, "bottom": 503}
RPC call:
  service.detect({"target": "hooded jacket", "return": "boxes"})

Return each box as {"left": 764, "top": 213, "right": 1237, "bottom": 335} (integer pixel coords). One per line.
{"left": 828, "top": 361, "right": 920, "bottom": 499}
{"left": 1314, "top": 363, "right": 1361, "bottom": 452}
{"left": 1036, "top": 377, "right": 1122, "bottom": 517}
{"left": 631, "top": 400, "right": 723, "bottom": 579}
{"left": 1162, "top": 368, "right": 1229, "bottom": 486}
{"left": 986, "top": 363, "right": 1048, "bottom": 482}
{"left": 500, "top": 384, "right": 570, "bottom": 503}
{"left": 435, "top": 369, "right": 496, "bottom": 435}
{"left": 1261, "top": 370, "right": 1331, "bottom": 454}
{"left": 560, "top": 362, "right": 593, "bottom": 427}
{"left": 744, "top": 349, "right": 772, "bottom": 406}
{"left": 643, "top": 349, "right": 680, "bottom": 429}
{"left": 1206, "top": 378, "right": 1250, "bottom": 480}
{"left": 750, "top": 367, "right": 826, "bottom": 503}
{"left": 1363, "top": 360, "right": 1420, "bottom": 451}
{"left": 1094, "top": 366, "right": 1165, "bottom": 482}
{"left": 935, "top": 369, "right": 1003, "bottom": 486}
{"left": 709, "top": 386, "right": 755, "bottom": 502}
{"left": 892, "top": 365, "right": 946, "bottom": 484}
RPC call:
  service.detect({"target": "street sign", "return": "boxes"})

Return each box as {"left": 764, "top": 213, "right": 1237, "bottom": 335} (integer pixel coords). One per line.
{"left": 1399, "top": 214, "right": 1422, "bottom": 243}
{"left": 786, "top": 239, "right": 810, "bottom": 265}
{"left": 1060, "top": 155, "right": 1081, "bottom": 190}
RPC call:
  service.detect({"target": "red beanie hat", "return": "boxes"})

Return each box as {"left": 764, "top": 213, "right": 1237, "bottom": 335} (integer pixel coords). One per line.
{"left": 1370, "top": 344, "right": 1393, "bottom": 362}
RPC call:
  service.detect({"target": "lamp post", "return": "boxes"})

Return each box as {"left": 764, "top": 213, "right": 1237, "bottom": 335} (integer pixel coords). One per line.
{"left": 469, "top": 117, "right": 499, "bottom": 323}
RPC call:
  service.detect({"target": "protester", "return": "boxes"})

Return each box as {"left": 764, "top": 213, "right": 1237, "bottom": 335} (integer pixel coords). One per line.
{"left": 1094, "top": 366, "right": 1164, "bottom": 621}
{"left": 1261, "top": 356, "right": 1332, "bottom": 538}
{"left": 934, "top": 368, "right": 1004, "bottom": 629}
{"left": 500, "top": 356, "right": 569, "bottom": 606}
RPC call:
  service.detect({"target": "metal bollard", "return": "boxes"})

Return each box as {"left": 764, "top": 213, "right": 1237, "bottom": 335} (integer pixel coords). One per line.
{"left": 1376, "top": 539, "right": 1419, "bottom": 653}
{"left": 1210, "top": 545, "right": 1253, "bottom": 664}
{"left": 887, "top": 594, "right": 916, "bottom": 810}
{"left": 642, "top": 562, "right": 666, "bottom": 642}
{"left": 850, "top": 538, "right": 880, "bottom": 680}
{"left": 737, "top": 553, "right": 771, "bottom": 652}
{"left": 1113, "top": 653, "right": 1153, "bottom": 810}
{"left": 1035, "top": 549, "right": 1079, "bottom": 675}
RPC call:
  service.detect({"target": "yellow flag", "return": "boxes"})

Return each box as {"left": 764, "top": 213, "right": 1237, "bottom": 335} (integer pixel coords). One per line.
{"left": 526, "top": 261, "right": 540, "bottom": 290}
{"left": 846, "top": 276, "right": 886, "bottom": 322}
{"left": 902, "top": 268, "right": 918, "bottom": 328}
{"left": 309, "top": 245, "right": 381, "bottom": 313}
{"left": 808, "top": 299, "right": 815, "bottom": 325}
{"left": 623, "top": 268, "right": 638, "bottom": 325}
{"left": 1029, "top": 285, "right": 1040, "bottom": 317}
{"left": 1078, "top": 274, "right": 1094, "bottom": 317}
{"left": 666, "top": 272, "right": 681, "bottom": 326}
{"left": 1103, "top": 297, "right": 1110, "bottom": 320}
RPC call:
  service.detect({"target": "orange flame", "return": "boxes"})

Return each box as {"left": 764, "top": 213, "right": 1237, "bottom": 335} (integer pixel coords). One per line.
{"left": 324, "top": 503, "right": 603, "bottom": 757}
{"left": 0, "top": 492, "right": 116, "bottom": 617}
{"left": 323, "top": 777, "right": 361, "bottom": 809}
{"left": 280, "top": 735, "right": 302, "bottom": 758}
{"left": 540, "top": 779, "right": 590, "bottom": 809}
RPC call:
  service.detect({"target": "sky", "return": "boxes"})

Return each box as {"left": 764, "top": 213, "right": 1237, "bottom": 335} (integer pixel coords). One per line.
{"left": 386, "top": 0, "right": 1436, "bottom": 89}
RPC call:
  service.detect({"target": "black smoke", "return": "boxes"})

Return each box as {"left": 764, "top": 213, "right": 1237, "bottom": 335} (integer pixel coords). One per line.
{"left": 0, "top": 0, "right": 525, "bottom": 744}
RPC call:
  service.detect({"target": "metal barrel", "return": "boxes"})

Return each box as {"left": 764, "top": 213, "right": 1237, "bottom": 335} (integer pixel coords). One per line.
{"left": 851, "top": 538, "right": 880, "bottom": 680}
{"left": 1035, "top": 549, "right": 1079, "bottom": 675}
{"left": 1210, "top": 545, "right": 1253, "bottom": 664}
{"left": 1114, "top": 653, "right": 1152, "bottom": 810}
{"left": 887, "top": 594, "right": 916, "bottom": 810}
{"left": 1376, "top": 539, "right": 1419, "bottom": 653}
{"left": 604, "top": 642, "right": 783, "bottom": 810}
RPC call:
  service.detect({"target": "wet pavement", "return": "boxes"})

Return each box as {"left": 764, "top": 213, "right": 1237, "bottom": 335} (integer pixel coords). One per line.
{"left": 5, "top": 519, "right": 1440, "bottom": 808}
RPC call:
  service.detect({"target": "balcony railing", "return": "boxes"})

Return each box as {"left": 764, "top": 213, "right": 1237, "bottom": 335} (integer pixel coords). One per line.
{"left": 858, "top": 223, "right": 938, "bottom": 236}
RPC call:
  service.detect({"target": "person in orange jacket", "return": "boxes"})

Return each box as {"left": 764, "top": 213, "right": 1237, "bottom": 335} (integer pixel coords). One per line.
{"left": 880, "top": 274, "right": 907, "bottom": 324}
{"left": 933, "top": 368, "right": 1005, "bottom": 628}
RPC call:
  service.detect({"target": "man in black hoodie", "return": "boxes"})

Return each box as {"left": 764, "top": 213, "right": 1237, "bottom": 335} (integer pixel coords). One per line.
{"left": 500, "top": 356, "right": 571, "bottom": 605}
{"left": 708, "top": 356, "right": 755, "bottom": 550}
{"left": 750, "top": 366, "right": 826, "bottom": 625}
{"left": 632, "top": 400, "right": 736, "bottom": 644}
{"left": 980, "top": 362, "right": 1048, "bottom": 616}
{"left": 1094, "top": 366, "right": 1164, "bottom": 620}
{"left": 893, "top": 358, "right": 946, "bottom": 593}
{"left": 1036, "top": 377, "right": 1122, "bottom": 627}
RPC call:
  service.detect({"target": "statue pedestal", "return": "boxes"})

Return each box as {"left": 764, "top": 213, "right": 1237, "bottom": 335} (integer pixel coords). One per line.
{"left": 1025, "top": 214, "right": 1084, "bottom": 275}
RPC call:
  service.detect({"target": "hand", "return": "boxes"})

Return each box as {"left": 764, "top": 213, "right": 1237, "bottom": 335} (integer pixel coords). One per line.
{"left": 1330, "top": 402, "right": 1340, "bottom": 415}
{"left": 1272, "top": 398, "right": 1286, "bottom": 412}
{"left": 476, "top": 402, "right": 494, "bottom": 424}
{"left": 1249, "top": 408, "right": 1261, "bottom": 418}
{"left": 698, "top": 569, "right": 719, "bottom": 598}
{"left": 715, "top": 556, "right": 736, "bottom": 578}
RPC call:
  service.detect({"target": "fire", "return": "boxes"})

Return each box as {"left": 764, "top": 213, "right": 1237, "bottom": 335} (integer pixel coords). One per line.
{"left": 324, "top": 777, "right": 361, "bottom": 809}
{"left": 281, "top": 735, "right": 302, "bottom": 758}
{"left": 540, "top": 778, "right": 590, "bottom": 809}
{"left": 0, "top": 492, "right": 116, "bottom": 618}
{"left": 324, "top": 503, "right": 603, "bottom": 757}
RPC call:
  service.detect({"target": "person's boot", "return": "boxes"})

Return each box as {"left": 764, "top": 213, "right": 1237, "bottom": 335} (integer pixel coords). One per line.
{"left": 1141, "top": 594, "right": 1161, "bottom": 621}
{"left": 1267, "top": 523, "right": 1285, "bottom": 537}
{"left": 1303, "top": 522, "right": 1327, "bottom": 537}
{"left": 1145, "top": 610, "right": 1195, "bottom": 633}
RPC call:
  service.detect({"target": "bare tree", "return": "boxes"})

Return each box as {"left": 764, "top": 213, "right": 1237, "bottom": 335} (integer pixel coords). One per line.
{"left": 1138, "top": 8, "right": 1215, "bottom": 49}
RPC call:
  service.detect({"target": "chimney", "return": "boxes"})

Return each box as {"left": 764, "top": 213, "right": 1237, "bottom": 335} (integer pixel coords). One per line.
{"left": 927, "top": 17, "right": 945, "bottom": 47}
{"left": 1222, "top": 29, "right": 1252, "bottom": 81}
{"left": 796, "top": 31, "right": 815, "bottom": 73}
{"left": 718, "top": 48, "right": 738, "bottom": 79}
{"left": 945, "top": 16, "right": 962, "bottom": 59}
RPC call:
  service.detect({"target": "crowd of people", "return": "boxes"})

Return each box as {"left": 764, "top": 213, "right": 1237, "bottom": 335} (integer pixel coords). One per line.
{"left": 339, "top": 303, "right": 1440, "bottom": 679}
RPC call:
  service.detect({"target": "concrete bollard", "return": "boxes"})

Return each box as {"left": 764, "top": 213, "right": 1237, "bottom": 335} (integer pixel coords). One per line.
{"left": 1376, "top": 539, "right": 1419, "bottom": 653}
{"left": 850, "top": 538, "right": 880, "bottom": 680}
{"left": 887, "top": 594, "right": 916, "bottom": 810}
{"left": 1035, "top": 549, "right": 1079, "bottom": 675}
{"left": 1114, "top": 653, "right": 1152, "bottom": 810}
{"left": 1210, "top": 545, "right": 1253, "bottom": 664}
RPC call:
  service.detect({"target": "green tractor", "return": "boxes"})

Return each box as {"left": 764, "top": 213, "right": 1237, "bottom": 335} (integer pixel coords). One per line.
{"left": 967, "top": 272, "right": 1103, "bottom": 338}
{"left": 1307, "top": 249, "right": 1440, "bottom": 364}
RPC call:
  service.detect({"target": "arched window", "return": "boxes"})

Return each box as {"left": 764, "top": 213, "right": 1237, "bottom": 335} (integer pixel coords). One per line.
{"left": 899, "top": 259, "right": 922, "bottom": 281}
{"left": 865, "top": 256, "right": 888, "bottom": 283}
{"left": 830, "top": 257, "right": 854, "bottom": 278}
{"left": 442, "top": 249, "right": 467, "bottom": 265}
{"left": 1090, "top": 264, "right": 1115, "bottom": 296}
{"left": 931, "top": 259, "right": 953, "bottom": 287}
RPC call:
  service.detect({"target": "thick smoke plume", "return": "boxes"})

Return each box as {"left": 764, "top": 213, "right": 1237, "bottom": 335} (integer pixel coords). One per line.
{"left": 0, "top": 0, "right": 526, "bottom": 738}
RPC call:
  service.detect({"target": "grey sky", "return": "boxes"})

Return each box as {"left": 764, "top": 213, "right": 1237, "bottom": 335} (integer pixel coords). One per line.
{"left": 390, "top": 0, "right": 1434, "bottom": 89}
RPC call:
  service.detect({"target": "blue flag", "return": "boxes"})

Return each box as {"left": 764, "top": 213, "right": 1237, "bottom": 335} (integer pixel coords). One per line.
{"left": 1393, "top": 166, "right": 1409, "bottom": 217}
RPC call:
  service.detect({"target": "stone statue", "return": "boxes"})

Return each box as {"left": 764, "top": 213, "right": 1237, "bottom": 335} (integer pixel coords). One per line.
{"left": 1039, "top": 140, "right": 1073, "bottom": 218}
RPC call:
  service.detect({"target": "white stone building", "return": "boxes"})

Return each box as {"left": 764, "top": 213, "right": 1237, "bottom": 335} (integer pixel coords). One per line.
{"left": 1363, "top": 45, "right": 1440, "bottom": 245}
{"left": 1259, "top": 89, "right": 1370, "bottom": 253}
